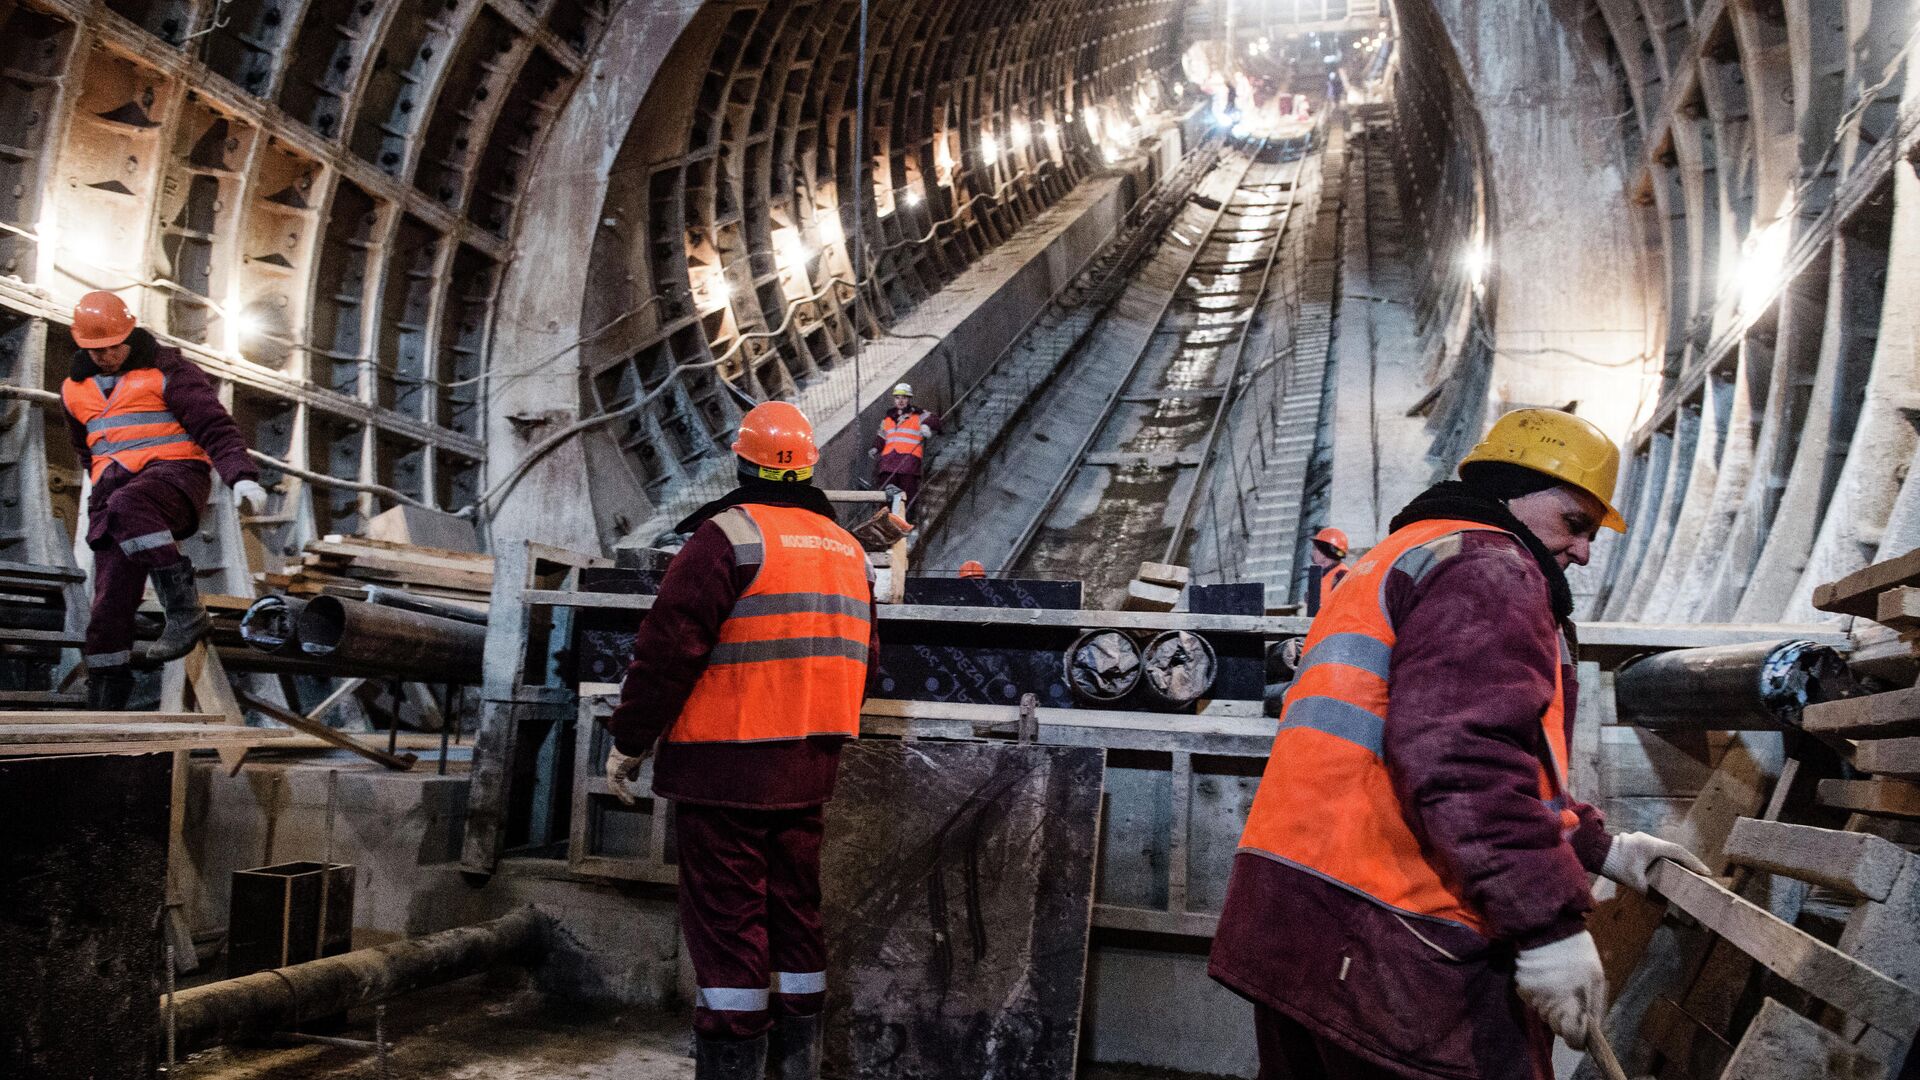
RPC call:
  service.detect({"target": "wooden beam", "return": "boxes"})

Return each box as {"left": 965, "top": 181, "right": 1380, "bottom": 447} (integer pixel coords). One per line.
{"left": 1814, "top": 549, "right": 1920, "bottom": 619}
{"left": 232, "top": 691, "right": 418, "bottom": 771}
{"left": 1648, "top": 860, "right": 1920, "bottom": 1036}
{"left": 1819, "top": 779, "right": 1920, "bottom": 819}
{"left": 1878, "top": 587, "right": 1920, "bottom": 632}
{"left": 0, "top": 723, "right": 291, "bottom": 756}
{"left": 1717, "top": 998, "right": 1886, "bottom": 1080}
{"left": 1721, "top": 818, "right": 1909, "bottom": 902}
{"left": 1574, "top": 622, "right": 1851, "bottom": 668}
{"left": 0, "top": 711, "right": 208, "bottom": 725}
{"left": 1850, "top": 737, "right": 1920, "bottom": 781}
{"left": 1802, "top": 689, "right": 1920, "bottom": 739}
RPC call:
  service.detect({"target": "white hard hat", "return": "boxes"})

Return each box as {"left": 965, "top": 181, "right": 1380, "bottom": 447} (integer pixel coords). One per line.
{"left": 892, "top": 382, "right": 913, "bottom": 397}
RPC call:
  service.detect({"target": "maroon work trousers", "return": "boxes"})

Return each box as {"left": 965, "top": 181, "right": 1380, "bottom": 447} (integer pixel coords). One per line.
{"left": 674, "top": 802, "right": 828, "bottom": 1041}
{"left": 874, "top": 466, "right": 921, "bottom": 516}
{"left": 1256, "top": 1006, "right": 1427, "bottom": 1080}
{"left": 83, "top": 462, "right": 209, "bottom": 671}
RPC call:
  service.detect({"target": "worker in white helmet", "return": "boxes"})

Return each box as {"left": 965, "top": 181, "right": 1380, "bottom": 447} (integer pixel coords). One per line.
{"left": 867, "top": 382, "right": 942, "bottom": 517}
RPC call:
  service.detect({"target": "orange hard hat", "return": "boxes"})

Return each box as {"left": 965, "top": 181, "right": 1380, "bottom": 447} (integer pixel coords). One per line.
{"left": 1312, "top": 526, "right": 1349, "bottom": 558}
{"left": 732, "top": 401, "right": 820, "bottom": 477}
{"left": 958, "top": 560, "right": 986, "bottom": 578}
{"left": 72, "top": 290, "right": 136, "bottom": 349}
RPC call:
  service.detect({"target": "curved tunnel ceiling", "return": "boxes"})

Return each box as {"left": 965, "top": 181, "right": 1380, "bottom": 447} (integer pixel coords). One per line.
{"left": 575, "top": 0, "right": 1184, "bottom": 500}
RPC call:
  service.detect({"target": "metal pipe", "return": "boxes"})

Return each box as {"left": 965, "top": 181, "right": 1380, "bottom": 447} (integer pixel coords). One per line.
{"left": 295, "top": 596, "right": 486, "bottom": 684}
{"left": 240, "top": 595, "right": 308, "bottom": 657}
{"left": 1613, "top": 639, "right": 1854, "bottom": 731}
{"left": 166, "top": 908, "right": 548, "bottom": 1054}
{"left": 357, "top": 585, "right": 489, "bottom": 626}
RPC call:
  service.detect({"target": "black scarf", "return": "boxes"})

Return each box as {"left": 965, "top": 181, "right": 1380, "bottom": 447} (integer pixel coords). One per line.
{"left": 674, "top": 478, "right": 839, "bottom": 534}
{"left": 69, "top": 327, "right": 157, "bottom": 381}
{"left": 1388, "top": 480, "right": 1576, "bottom": 624}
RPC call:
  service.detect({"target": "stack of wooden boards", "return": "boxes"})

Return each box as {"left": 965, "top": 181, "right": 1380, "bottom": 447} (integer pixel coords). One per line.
{"left": 1584, "top": 551, "right": 1920, "bottom": 1080}
{"left": 254, "top": 535, "right": 493, "bottom": 612}
{"left": 0, "top": 710, "right": 290, "bottom": 757}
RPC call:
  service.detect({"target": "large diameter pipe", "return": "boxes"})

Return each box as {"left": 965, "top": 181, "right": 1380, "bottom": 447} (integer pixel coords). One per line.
{"left": 1614, "top": 639, "right": 1853, "bottom": 731}
{"left": 168, "top": 908, "right": 549, "bottom": 1053}
{"left": 240, "top": 594, "right": 308, "bottom": 656}
{"left": 296, "top": 595, "right": 486, "bottom": 683}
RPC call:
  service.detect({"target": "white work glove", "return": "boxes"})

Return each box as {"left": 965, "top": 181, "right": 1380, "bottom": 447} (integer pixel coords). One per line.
{"left": 867, "top": 447, "right": 879, "bottom": 458}
{"left": 1601, "top": 831, "right": 1711, "bottom": 895}
{"left": 605, "top": 745, "right": 648, "bottom": 806}
{"left": 232, "top": 479, "right": 270, "bottom": 514}
{"left": 1514, "top": 930, "right": 1607, "bottom": 1050}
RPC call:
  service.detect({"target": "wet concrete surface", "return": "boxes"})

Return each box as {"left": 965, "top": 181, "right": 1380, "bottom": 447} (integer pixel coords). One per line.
{"left": 173, "top": 977, "right": 694, "bottom": 1080}
{"left": 171, "top": 973, "right": 1233, "bottom": 1079}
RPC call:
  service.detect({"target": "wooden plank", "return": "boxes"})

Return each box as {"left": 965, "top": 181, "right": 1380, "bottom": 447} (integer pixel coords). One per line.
{"left": 1721, "top": 817, "right": 1909, "bottom": 901}
{"left": 1814, "top": 548, "right": 1920, "bottom": 619}
{"left": 184, "top": 645, "right": 251, "bottom": 774}
{"left": 0, "top": 690, "right": 87, "bottom": 707}
{"left": 0, "top": 723, "right": 291, "bottom": 756}
{"left": 1122, "top": 580, "right": 1181, "bottom": 612}
{"left": 1802, "top": 688, "right": 1920, "bottom": 738}
{"left": 1877, "top": 587, "right": 1920, "bottom": 631}
{"left": 1574, "top": 622, "right": 1852, "bottom": 668}
{"left": 1820, "top": 778, "right": 1920, "bottom": 819}
{"left": 0, "top": 558, "right": 86, "bottom": 582}
{"left": 522, "top": 589, "right": 653, "bottom": 609}
{"left": 879, "top": 603, "right": 1303, "bottom": 635}
{"left": 1850, "top": 737, "right": 1920, "bottom": 780}
{"left": 232, "top": 691, "right": 418, "bottom": 771}
{"left": 1648, "top": 860, "right": 1920, "bottom": 1035}
{"left": 0, "top": 628, "right": 86, "bottom": 646}
{"left": 1716, "top": 998, "right": 1886, "bottom": 1079}
{"left": 1137, "top": 561, "right": 1192, "bottom": 588}
{"left": 0, "top": 711, "right": 207, "bottom": 725}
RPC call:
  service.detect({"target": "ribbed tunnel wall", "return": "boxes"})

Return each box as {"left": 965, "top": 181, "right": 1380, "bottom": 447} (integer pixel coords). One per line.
{"left": 1577, "top": 0, "right": 1920, "bottom": 625}
{"left": 0, "top": 0, "right": 612, "bottom": 565}
{"left": 554, "top": 0, "right": 1184, "bottom": 536}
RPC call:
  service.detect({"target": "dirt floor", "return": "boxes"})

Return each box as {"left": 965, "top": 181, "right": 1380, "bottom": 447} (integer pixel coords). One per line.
{"left": 170, "top": 976, "right": 1223, "bottom": 1079}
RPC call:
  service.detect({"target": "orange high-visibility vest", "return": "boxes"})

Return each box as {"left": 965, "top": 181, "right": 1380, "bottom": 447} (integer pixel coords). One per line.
{"left": 672, "top": 503, "right": 874, "bottom": 744}
{"left": 880, "top": 412, "right": 928, "bottom": 459}
{"left": 1239, "top": 518, "right": 1578, "bottom": 935}
{"left": 61, "top": 368, "right": 213, "bottom": 483}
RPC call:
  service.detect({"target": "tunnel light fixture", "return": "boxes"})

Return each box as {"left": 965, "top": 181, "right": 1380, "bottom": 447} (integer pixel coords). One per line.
{"left": 1462, "top": 241, "right": 1490, "bottom": 292}
{"left": 1010, "top": 121, "right": 1030, "bottom": 149}
{"left": 817, "top": 209, "right": 843, "bottom": 246}
{"left": 904, "top": 189, "right": 923, "bottom": 209}
{"left": 225, "top": 305, "right": 264, "bottom": 355}
{"left": 980, "top": 133, "right": 1001, "bottom": 165}
{"left": 773, "top": 227, "right": 810, "bottom": 279}
{"left": 1734, "top": 214, "right": 1794, "bottom": 316}
{"left": 1083, "top": 105, "right": 1101, "bottom": 140}
{"left": 1102, "top": 145, "right": 1124, "bottom": 165}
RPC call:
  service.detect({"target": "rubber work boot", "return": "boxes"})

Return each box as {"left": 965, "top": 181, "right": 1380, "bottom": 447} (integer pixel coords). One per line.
{"left": 692, "top": 1033, "right": 767, "bottom": 1080}
{"left": 86, "top": 667, "right": 135, "bottom": 711}
{"left": 141, "top": 560, "right": 212, "bottom": 664}
{"left": 768, "top": 1014, "right": 822, "bottom": 1080}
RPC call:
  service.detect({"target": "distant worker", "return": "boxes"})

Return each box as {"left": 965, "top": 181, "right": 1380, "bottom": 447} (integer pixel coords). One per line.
{"left": 958, "top": 560, "right": 986, "bottom": 579}
{"left": 1306, "top": 526, "right": 1349, "bottom": 614}
{"left": 603, "top": 400, "right": 878, "bottom": 1080}
{"left": 867, "top": 382, "right": 942, "bottom": 514}
{"left": 60, "top": 291, "right": 268, "bottom": 709}
{"left": 1211, "top": 408, "right": 1709, "bottom": 1079}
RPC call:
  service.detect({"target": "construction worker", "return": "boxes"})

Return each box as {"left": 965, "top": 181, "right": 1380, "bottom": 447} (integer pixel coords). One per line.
{"left": 602, "top": 400, "right": 877, "bottom": 1080}
{"left": 958, "top": 560, "right": 986, "bottom": 579}
{"left": 60, "top": 291, "right": 267, "bottom": 709}
{"left": 1307, "top": 526, "right": 1349, "bottom": 614}
{"left": 1210, "top": 409, "right": 1709, "bottom": 1080}
{"left": 867, "top": 382, "right": 941, "bottom": 514}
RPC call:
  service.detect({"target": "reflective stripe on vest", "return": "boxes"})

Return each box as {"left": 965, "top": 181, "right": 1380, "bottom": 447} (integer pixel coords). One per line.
{"left": 671, "top": 504, "right": 874, "bottom": 744}
{"left": 1236, "top": 518, "right": 1577, "bottom": 936}
{"left": 60, "top": 368, "right": 212, "bottom": 482}
{"left": 881, "top": 412, "right": 927, "bottom": 458}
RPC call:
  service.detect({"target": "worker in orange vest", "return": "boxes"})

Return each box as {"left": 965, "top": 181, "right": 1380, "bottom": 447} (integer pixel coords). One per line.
{"left": 59, "top": 292, "right": 268, "bottom": 709}
{"left": 867, "top": 382, "right": 942, "bottom": 515}
{"left": 1210, "top": 409, "right": 1709, "bottom": 1079}
{"left": 603, "top": 400, "right": 877, "bottom": 1080}
{"left": 1307, "top": 526, "right": 1349, "bottom": 614}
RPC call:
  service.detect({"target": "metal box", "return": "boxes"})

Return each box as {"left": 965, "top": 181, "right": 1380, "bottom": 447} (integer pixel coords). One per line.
{"left": 227, "top": 860, "right": 354, "bottom": 975}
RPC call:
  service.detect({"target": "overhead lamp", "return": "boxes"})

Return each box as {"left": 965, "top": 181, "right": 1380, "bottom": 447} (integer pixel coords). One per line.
{"left": 1010, "top": 120, "right": 1030, "bottom": 149}
{"left": 904, "top": 189, "right": 923, "bottom": 208}
{"left": 1733, "top": 213, "right": 1793, "bottom": 316}
{"left": 1461, "top": 241, "right": 1489, "bottom": 292}
{"left": 980, "top": 133, "right": 1000, "bottom": 165}
{"left": 773, "top": 227, "right": 810, "bottom": 278}
{"left": 817, "top": 210, "right": 843, "bottom": 246}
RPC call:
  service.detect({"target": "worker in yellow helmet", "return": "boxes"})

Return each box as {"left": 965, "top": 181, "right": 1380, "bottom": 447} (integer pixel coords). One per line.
{"left": 1212, "top": 408, "right": 1707, "bottom": 1080}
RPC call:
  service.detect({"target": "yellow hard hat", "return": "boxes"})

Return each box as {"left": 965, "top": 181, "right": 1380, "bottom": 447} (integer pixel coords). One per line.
{"left": 1460, "top": 408, "right": 1626, "bottom": 532}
